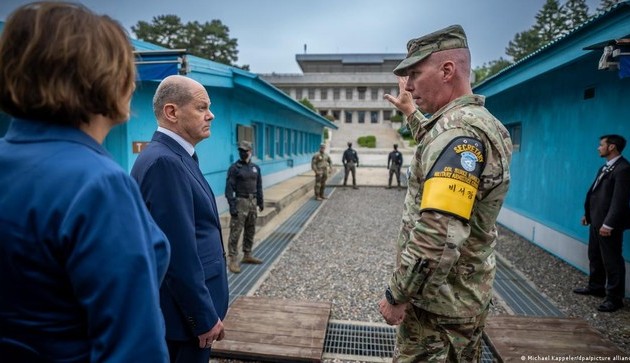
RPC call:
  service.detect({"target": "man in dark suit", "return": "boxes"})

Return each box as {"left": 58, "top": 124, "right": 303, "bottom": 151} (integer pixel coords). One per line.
{"left": 131, "top": 75, "right": 229, "bottom": 362}
{"left": 574, "top": 134, "right": 630, "bottom": 313}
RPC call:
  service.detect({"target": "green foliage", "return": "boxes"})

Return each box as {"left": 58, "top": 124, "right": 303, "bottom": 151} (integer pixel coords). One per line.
{"left": 597, "top": 0, "right": 621, "bottom": 12}
{"left": 505, "top": 0, "right": 596, "bottom": 63}
{"left": 398, "top": 126, "right": 411, "bottom": 139}
{"left": 357, "top": 135, "right": 376, "bottom": 148}
{"left": 132, "top": 15, "right": 248, "bottom": 69}
{"left": 299, "top": 98, "right": 316, "bottom": 111}
{"left": 562, "top": 0, "right": 589, "bottom": 32}
{"left": 473, "top": 57, "right": 513, "bottom": 85}
{"left": 324, "top": 114, "right": 335, "bottom": 122}
{"left": 323, "top": 128, "right": 329, "bottom": 140}
{"left": 534, "top": 0, "right": 566, "bottom": 43}
{"left": 390, "top": 114, "right": 403, "bottom": 123}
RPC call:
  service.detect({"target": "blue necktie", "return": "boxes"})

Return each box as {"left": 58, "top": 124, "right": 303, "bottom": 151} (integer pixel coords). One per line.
{"left": 192, "top": 152, "right": 199, "bottom": 164}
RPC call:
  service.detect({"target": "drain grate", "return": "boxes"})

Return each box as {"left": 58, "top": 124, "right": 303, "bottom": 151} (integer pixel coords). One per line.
{"left": 494, "top": 256, "right": 564, "bottom": 317}
{"left": 323, "top": 321, "right": 495, "bottom": 362}
{"left": 324, "top": 321, "right": 395, "bottom": 358}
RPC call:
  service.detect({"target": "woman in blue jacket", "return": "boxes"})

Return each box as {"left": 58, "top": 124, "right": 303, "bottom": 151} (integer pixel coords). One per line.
{"left": 0, "top": 2, "right": 170, "bottom": 362}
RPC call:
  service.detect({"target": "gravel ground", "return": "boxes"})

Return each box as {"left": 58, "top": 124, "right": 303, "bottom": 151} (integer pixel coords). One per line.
{"left": 213, "top": 187, "right": 628, "bottom": 362}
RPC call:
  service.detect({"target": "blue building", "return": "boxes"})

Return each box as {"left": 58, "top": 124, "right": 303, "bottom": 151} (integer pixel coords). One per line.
{"left": 474, "top": 2, "right": 630, "bottom": 295}
{"left": 0, "top": 30, "right": 336, "bottom": 212}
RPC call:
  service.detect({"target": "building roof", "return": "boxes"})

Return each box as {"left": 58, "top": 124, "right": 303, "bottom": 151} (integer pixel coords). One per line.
{"left": 474, "top": 1, "right": 630, "bottom": 96}
{"left": 132, "top": 39, "right": 336, "bottom": 130}
{"left": 296, "top": 53, "right": 406, "bottom": 73}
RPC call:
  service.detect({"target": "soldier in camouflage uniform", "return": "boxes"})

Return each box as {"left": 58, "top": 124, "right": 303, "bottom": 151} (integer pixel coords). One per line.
{"left": 380, "top": 25, "right": 513, "bottom": 362}
{"left": 225, "top": 140, "right": 264, "bottom": 273}
{"left": 311, "top": 143, "right": 332, "bottom": 201}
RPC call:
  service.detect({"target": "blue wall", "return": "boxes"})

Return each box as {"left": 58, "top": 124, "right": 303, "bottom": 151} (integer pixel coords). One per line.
{"left": 113, "top": 78, "right": 327, "bottom": 201}
{"left": 484, "top": 51, "right": 630, "bottom": 259}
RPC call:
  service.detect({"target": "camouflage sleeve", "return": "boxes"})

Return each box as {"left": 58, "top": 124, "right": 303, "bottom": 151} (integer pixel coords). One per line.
{"left": 311, "top": 155, "right": 317, "bottom": 172}
{"left": 405, "top": 110, "right": 430, "bottom": 142}
{"left": 388, "top": 128, "right": 481, "bottom": 304}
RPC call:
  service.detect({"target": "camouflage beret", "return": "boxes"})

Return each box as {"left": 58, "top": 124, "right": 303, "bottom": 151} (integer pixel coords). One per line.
{"left": 393, "top": 24, "right": 468, "bottom": 76}
{"left": 238, "top": 140, "right": 252, "bottom": 151}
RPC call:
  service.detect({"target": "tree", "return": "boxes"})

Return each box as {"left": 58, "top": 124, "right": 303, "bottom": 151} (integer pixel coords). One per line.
{"left": 132, "top": 15, "right": 248, "bottom": 69}
{"left": 596, "top": 0, "right": 621, "bottom": 12}
{"left": 533, "top": 0, "right": 566, "bottom": 43}
{"left": 473, "top": 57, "right": 513, "bottom": 85}
{"left": 506, "top": 29, "right": 542, "bottom": 62}
{"left": 562, "top": 0, "right": 590, "bottom": 34}
{"left": 299, "top": 98, "right": 316, "bottom": 111}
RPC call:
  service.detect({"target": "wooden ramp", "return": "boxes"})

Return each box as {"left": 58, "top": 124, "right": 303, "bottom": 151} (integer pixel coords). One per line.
{"left": 211, "top": 296, "right": 332, "bottom": 362}
{"left": 484, "top": 315, "right": 625, "bottom": 362}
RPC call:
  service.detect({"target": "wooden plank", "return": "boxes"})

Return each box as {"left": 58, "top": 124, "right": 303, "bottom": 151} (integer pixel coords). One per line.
{"left": 232, "top": 296, "right": 331, "bottom": 309}
{"left": 211, "top": 296, "right": 331, "bottom": 363}
{"left": 484, "top": 315, "right": 625, "bottom": 362}
{"left": 213, "top": 340, "right": 322, "bottom": 362}
{"left": 231, "top": 298, "right": 331, "bottom": 312}
{"left": 219, "top": 330, "right": 324, "bottom": 347}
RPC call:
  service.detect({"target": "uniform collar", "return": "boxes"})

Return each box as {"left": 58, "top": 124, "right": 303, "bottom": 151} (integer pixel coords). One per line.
{"left": 428, "top": 94, "right": 485, "bottom": 123}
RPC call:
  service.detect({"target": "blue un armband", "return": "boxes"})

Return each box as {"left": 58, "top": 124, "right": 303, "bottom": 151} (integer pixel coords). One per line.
{"left": 420, "top": 136, "right": 485, "bottom": 221}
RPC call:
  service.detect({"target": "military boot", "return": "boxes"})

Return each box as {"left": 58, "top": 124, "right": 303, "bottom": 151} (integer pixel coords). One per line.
{"left": 228, "top": 256, "right": 241, "bottom": 273}
{"left": 242, "top": 253, "right": 263, "bottom": 264}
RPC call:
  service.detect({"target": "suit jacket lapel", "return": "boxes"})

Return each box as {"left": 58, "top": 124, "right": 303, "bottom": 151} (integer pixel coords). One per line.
{"left": 152, "top": 132, "right": 215, "bottom": 202}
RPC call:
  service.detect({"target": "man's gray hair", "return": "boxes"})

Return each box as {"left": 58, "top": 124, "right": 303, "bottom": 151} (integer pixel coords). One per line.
{"left": 152, "top": 80, "right": 194, "bottom": 120}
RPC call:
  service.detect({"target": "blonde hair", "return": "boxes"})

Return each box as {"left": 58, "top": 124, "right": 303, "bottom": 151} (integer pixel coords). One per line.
{"left": 0, "top": 2, "right": 135, "bottom": 126}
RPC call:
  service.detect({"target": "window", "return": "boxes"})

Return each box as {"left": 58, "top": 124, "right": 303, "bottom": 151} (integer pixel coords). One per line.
{"left": 345, "top": 111, "right": 353, "bottom": 123}
{"left": 284, "top": 129, "right": 289, "bottom": 155}
{"left": 506, "top": 123, "right": 522, "bottom": 152}
{"left": 236, "top": 124, "right": 253, "bottom": 144}
{"left": 308, "top": 88, "right": 315, "bottom": 100}
{"left": 319, "top": 110, "right": 328, "bottom": 117}
{"left": 265, "top": 126, "right": 271, "bottom": 158}
{"left": 251, "top": 124, "right": 258, "bottom": 158}
{"left": 371, "top": 88, "right": 378, "bottom": 100}
{"left": 357, "top": 87, "right": 366, "bottom": 100}
{"left": 345, "top": 88, "right": 353, "bottom": 100}
{"left": 321, "top": 88, "right": 328, "bottom": 100}
{"left": 293, "top": 130, "right": 298, "bottom": 154}
{"left": 332, "top": 110, "right": 340, "bottom": 120}
{"left": 370, "top": 111, "right": 378, "bottom": 123}
{"left": 383, "top": 110, "right": 392, "bottom": 120}
{"left": 275, "top": 127, "right": 282, "bottom": 156}
{"left": 333, "top": 88, "right": 340, "bottom": 100}
{"left": 296, "top": 89, "right": 303, "bottom": 100}
{"left": 358, "top": 111, "right": 365, "bottom": 123}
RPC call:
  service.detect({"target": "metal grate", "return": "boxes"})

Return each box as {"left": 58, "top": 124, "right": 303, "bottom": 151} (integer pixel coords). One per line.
{"left": 324, "top": 322, "right": 395, "bottom": 358}
{"left": 494, "top": 256, "right": 564, "bottom": 317}
{"left": 323, "top": 321, "right": 495, "bottom": 362}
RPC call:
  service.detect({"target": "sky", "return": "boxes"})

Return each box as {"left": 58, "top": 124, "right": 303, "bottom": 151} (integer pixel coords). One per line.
{"left": 0, "top": 0, "right": 603, "bottom": 74}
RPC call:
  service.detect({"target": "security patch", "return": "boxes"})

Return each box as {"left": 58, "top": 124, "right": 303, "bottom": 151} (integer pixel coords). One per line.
{"left": 420, "top": 136, "right": 485, "bottom": 221}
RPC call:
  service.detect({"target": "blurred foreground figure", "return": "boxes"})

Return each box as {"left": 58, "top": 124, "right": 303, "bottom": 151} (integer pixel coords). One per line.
{"left": 0, "top": 2, "right": 170, "bottom": 362}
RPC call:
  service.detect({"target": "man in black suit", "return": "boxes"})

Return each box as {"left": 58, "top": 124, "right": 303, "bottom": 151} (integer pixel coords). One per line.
{"left": 131, "top": 75, "right": 229, "bottom": 362}
{"left": 574, "top": 134, "right": 630, "bottom": 313}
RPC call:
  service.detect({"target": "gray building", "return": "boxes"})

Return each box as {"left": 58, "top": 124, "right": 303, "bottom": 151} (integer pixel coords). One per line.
{"left": 261, "top": 53, "right": 405, "bottom": 124}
